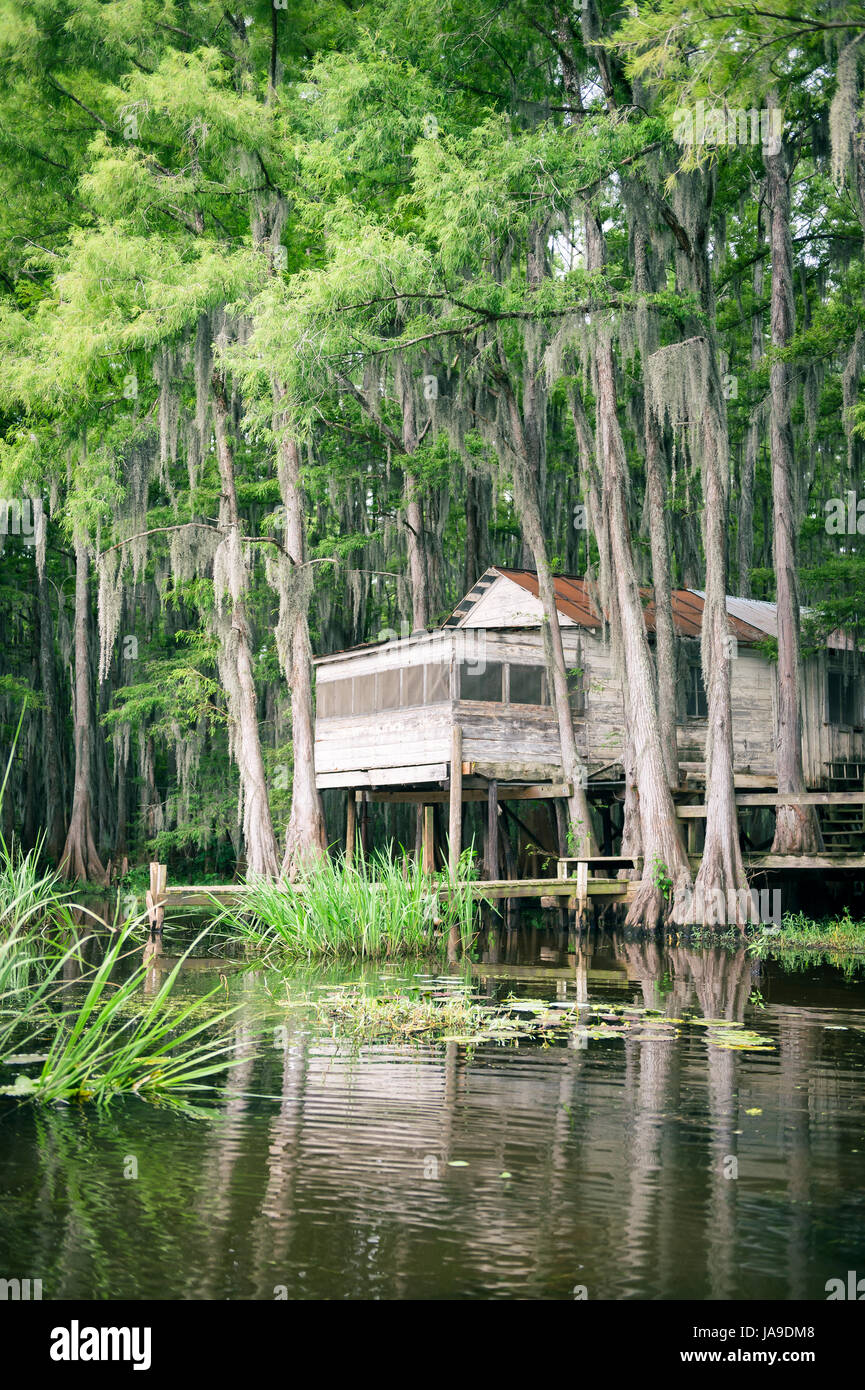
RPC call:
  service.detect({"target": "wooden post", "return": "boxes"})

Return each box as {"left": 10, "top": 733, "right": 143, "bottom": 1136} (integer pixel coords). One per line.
{"left": 360, "top": 791, "right": 369, "bottom": 859}
{"left": 346, "top": 791, "right": 356, "bottom": 865}
{"left": 449, "top": 724, "right": 463, "bottom": 880}
{"left": 487, "top": 780, "right": 499, "bottom": 880}
{"left": 687, "top": 815, "right": 698, "bottom": 856}
{"left": 422, "top": 805, "right": 435, "bottom": 874}
{"left": 576, "top": 861, "right": 589, "bottom": 921}
{"left": 147, "top": 861, "right": 166, "bottom": 940}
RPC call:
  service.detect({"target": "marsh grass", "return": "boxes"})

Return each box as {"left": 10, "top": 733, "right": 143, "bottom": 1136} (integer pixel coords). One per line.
{"left": 213, "top": 851, "right": 478, "bottom": 961}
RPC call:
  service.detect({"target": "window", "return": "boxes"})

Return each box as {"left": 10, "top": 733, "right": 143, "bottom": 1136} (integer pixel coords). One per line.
{"left": 509, "top": 664, "right": 546, "bottom": 706}
{"left": 686, "top": 664, "right": 708, "bottom": 718}
{"left": 567, "top": 667, "right": 585, "bottom": 716}
{"left": 460, "top": 660, "right": 503, "bottom": 702}
{"left": 827, "top": 666, "right": 860, "bottom": 727}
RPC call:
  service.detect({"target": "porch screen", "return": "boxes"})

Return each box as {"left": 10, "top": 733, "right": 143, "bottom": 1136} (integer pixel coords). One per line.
{"left": 403, "top": 664, "right": 424, "bottom": 706}
{"left": 424, "top": 663, "right": 449, "bottom": 702}
{"left": 460, "top": 660, "right": 503, "bottom": 702}
{"left": 509, "top": 664, "right": 546, "bottom": 706}
{"left": 376, "top": 667, "right": 401, "bottom": 710}
{"left": 317, "top": 677, "right": 353, "bottom": 717}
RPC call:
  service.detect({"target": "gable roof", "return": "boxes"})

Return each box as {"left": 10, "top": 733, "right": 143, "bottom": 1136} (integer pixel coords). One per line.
{"left": 445, "top": 568, "right": 772, "bottom": 644}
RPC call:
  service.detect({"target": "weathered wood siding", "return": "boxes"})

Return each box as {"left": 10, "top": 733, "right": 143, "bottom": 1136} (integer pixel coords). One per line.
{"left": 314, "top": 621, "right": 855, "bottom": 788}
{"left": 801, "top": 651, "right": 865, "bottom": 786}
{"left": 672, "top": 646, "right": 776, "bottom": 776}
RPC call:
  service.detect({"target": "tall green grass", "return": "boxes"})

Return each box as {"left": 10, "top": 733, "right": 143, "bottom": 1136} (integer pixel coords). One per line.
{"left": 214, "top": 851, "right": 477, "bottom": 961}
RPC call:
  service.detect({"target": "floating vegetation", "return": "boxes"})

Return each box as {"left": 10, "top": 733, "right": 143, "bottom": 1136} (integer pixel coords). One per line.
{"left": 308, "top": 981, "right": 776, "bottom": 1052}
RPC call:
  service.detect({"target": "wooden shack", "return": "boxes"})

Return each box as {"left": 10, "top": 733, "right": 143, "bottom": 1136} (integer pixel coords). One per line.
{"left": 313, "top": 568, "right": 865, "bottom": 865}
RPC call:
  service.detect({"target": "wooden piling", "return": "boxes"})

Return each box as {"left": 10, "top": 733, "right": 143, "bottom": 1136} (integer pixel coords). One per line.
{"left": 448, "top": 724, "right": 463, "bottom": 879}
{"left": 346, "top": 790, "right": 356, "bottom": 865}
{"left": 422, "top": 804, "right": 435, "bottom": 874}
{"left": 146, "top": 861, "right": 166, "bottom": 939}
{"left": 487, "top": 779, "right": 499, "bottom": 880}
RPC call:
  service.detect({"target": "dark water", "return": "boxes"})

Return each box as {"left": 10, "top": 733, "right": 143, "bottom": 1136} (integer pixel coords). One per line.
{"left": 1, "top": 927, "right": 864, "bottom": 1301}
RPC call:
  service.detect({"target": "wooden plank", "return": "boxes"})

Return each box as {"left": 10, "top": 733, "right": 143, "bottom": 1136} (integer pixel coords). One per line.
{"left": 678, "top": 790, "right": 865, "bottom": 817}
{"left": 471, "top": 758, "right": 564, "bottom": 781}
{"left": 743, "top": 853, "right": 865, "bottom": 869}
{"left": 557, "top": 855, "right": 641, "bottom": 866}
{"left": 438, "top": 877, "right": 631, "bottom": 901}
{"left": 316, "top": 763, "right": 448, "bottom": 789}
{"left": 363, "top": 782, "right": 572, "bottom": 803}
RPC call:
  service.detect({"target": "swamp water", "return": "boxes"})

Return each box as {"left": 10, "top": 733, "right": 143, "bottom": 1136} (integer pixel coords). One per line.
{"left": 1, "top": 926, "right": 864, "bottom": 1301}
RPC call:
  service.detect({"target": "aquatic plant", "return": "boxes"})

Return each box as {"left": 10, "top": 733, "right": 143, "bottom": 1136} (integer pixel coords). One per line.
{"left": 213, "top": 851, "right": 477, "bottom": 961}
{"left": 0, "top": 925, "right": 244, "bottom": 1105}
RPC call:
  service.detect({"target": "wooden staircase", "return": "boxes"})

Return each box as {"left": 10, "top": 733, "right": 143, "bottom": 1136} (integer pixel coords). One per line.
{"left": 819, "top": 760, "right": 865, "bottom": 852}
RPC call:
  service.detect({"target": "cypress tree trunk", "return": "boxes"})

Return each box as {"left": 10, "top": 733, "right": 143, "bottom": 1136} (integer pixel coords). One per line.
{"left": 693, "top": 372, "right": 755, "bottom": 925}
{"left": 499, "top": 347, "right": 598, "bottom": 855}
{"left": 59, "top": 535, "right": 107, "bottom": 883}
{"left": 277, "top": 433, "right": 327, "bottom": 877}
{"left": 403, "top": 472, "right": 429, "bottom": 629}
{"left": 633, "top": 221, "right": 679, "bottom": 787}
{"left": 766, "top": 128, "right": 823, "bottom": 855}
{"left": 35, "top": 542, "right": 67, "bottom": 861}
{"left": 738, "top": 201, "right": 764, "bottom": 599}
{"left": 669, "top": 173, "right": 756, "bottom": 929}
{"left": 212, "top": 372, "right": 280, "bottom": 879}
{"left": 586, "top": 210, "right": 690, "bottom": 925}
{"left": 395, "top": 358, "right": 431, "bottom": 629}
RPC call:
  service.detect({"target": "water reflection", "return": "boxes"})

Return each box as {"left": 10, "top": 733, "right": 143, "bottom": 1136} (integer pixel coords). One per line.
{"left": 1, "top": 929, "right": 863, "bottom": 1301}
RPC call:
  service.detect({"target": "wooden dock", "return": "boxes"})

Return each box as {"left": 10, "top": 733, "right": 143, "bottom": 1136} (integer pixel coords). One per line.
{"left": 144, "top": 836, "right": 865, "bottom": 933}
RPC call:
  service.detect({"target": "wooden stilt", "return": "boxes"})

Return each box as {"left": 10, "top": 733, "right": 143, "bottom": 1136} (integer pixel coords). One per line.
{"left": 360, "top": 791, "right": 369, "bottom": 859}
{"left": 414, "top": 804, "right": 423, "bottom": 861}
{"left": 575, "top": 861, "right": 589, "bottom": 923}
{"left": 486, "top": 780, "right": 499, "bottom": 880}
{"left": 345, "top": 791, "right": 356, "bottom": 865}
{"left": 422, "top": 804, "right": 435, "bottom": 874}
{"left": 448, "top": 724, "right": 463, "bottom": 880}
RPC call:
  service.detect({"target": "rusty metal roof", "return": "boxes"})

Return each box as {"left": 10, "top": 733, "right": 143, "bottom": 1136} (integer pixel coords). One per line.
{"left": 314, "top": 568, "right": 773, "bottom": 664}
{"left": 490, "top": 570, "right": 769, "bottom": 644}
